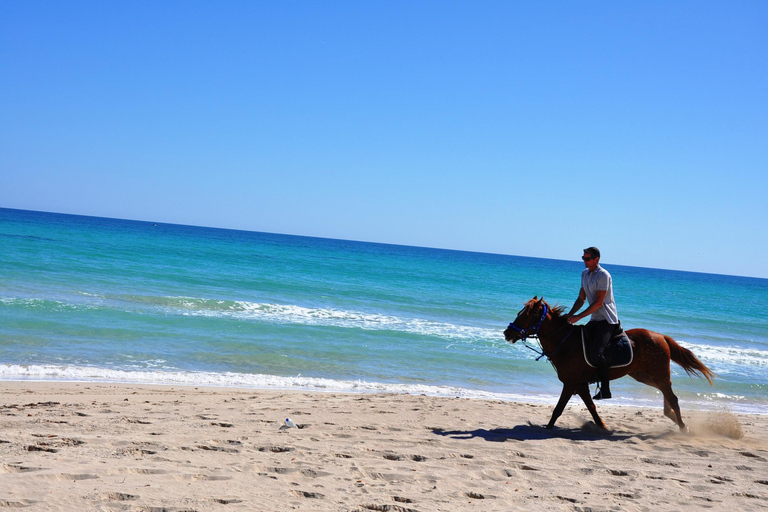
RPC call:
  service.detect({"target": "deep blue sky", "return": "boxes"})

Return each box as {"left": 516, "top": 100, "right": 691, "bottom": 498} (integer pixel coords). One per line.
{"left": 2, "top": 1, "right": 767, "bottom": 278}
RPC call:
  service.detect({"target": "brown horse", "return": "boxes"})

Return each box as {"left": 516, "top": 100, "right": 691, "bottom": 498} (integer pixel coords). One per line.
{"left": 503, "top": 297, "right": 714, "bottom": 431}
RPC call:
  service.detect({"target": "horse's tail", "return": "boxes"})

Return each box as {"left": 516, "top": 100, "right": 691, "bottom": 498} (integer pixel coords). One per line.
{"left": 665, "top": 335, "right": 715, "bottom": 385}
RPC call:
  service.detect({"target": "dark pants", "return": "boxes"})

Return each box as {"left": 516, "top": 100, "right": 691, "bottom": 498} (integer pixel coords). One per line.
{"left": 585, "top": 320, "right": 621, "bottom": 363}
{"left": 586, "top": 320, "right": 621, "bottom": 396}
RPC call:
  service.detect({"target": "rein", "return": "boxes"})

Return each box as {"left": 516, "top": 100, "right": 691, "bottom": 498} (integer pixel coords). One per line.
{"left": 527, "top": 325, "right": 574, "bottom": 361}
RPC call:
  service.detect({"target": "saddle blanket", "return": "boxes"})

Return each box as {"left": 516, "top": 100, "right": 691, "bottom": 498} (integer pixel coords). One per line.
{"left": 582, "top": 328, "right": 633, "bottom": 369}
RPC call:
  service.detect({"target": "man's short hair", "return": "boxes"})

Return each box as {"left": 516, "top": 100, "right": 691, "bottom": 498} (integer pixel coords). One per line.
{"left": 583, "top": 247, "right": 601, "bottom": 259}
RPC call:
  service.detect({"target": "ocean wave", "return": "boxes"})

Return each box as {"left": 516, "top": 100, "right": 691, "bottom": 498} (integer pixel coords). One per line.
{"left": 5, "top": 294, "right": 766, "bottom": 368}
{"left": 677, "top": 340, "right": 768, "bottom": 368}
{"left": 231, "top": 301, "right": 499, "bottom": 341}
{"left": 122, "top": 295, "right": 503, "bottom": 343}
{"left": 0, "top": 297, "right": 98, "bottom": 312}
{"left": 2, "top": 293, "right": 504, "bottom": 343}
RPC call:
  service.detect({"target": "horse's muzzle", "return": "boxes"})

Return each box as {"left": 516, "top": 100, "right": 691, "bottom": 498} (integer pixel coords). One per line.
{"left": 503, "top": 327, "right": 520, "bottom": 343}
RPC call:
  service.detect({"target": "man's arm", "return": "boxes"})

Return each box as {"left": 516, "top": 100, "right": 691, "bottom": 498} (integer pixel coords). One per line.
{"left": 567, "top": 288, "right": 587, "bottom": 317}
{"left": 568, "top": 289, "right": 607, "bottom": 324}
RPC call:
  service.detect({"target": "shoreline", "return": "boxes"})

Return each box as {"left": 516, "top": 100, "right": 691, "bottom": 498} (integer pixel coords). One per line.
{"left": 2, "top": 381, "right": 767, "bottom": 511}
{"left": 3, "top": 369, "right": 766, "bottom": 416}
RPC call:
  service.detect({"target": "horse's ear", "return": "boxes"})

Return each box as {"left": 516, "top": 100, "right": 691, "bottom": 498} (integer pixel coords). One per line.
{"left": 533, "top": 295, "right": 538, "bottom": 301}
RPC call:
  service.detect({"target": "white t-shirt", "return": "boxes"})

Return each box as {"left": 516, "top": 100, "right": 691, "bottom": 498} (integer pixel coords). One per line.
{"left": 581, "top": 265, "right": 619, "bottom": 324}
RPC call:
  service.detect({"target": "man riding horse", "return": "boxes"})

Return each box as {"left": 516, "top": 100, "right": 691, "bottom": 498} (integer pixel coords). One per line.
{"left": 566, "top": 247, "right": 621, "bottom": 400}
{"left": 504, "top": 249, "right": 715, "bottom": 430}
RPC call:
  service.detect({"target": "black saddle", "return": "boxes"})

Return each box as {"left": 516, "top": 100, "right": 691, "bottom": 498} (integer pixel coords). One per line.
{"left": 581, "top": 328, "right": 633, "bottom": 369}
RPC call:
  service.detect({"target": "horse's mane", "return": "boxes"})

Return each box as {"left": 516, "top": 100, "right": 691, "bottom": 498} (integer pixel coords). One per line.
{"left": 527, "top": 298, "right": 567, "bottom": 322}
{"left": 548, "top": 303, "right": 567, "bottom": 318}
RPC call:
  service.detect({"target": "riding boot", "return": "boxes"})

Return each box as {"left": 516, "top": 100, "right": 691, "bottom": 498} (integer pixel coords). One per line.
{"left": 593, "top": 355, "right": 612, "bottom": 400}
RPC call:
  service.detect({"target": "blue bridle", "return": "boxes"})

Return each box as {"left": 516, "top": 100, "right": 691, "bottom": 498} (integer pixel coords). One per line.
{"left": 507, "top": 303, "right": 548, "bottom": 342}
{"left": 507, "top": 302, "right": 575, "bottom": 361}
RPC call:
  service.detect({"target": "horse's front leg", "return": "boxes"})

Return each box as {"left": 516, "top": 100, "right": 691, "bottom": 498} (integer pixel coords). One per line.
{"left": 575, "top": 383, "right": 607, "bottom": 429}
{"left": 546, "top": 384, "right": 576, "bottom": 429}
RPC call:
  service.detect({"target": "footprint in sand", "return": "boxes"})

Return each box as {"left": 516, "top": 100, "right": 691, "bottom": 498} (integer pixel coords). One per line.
{"left": 0, "top": 464, "right": 42, "bottom": 473}
{"left": 116, "top": 447, "right": 157, "bottom": 457}
{"left": 172, "top": 474, "right": 233, "bottom": 481}
{"left": 258, "top": 445, "right": 294, "bottom": 453}
{"left": 267, "top": 466, "right": 298, "bottom": 475}
{"left": 480, "top": 468, "right": 515, "bottom": 481}
{"left": 99, "top": 492, "right": 138, "bottom": 502}
{"left": 120, "top": 417, "right": 151, "bottom": 424}
{"left": 109, "top": 468, "right": 168, "bottom": 475}
{"left": 383, "top": 453, "right": 427, "bottom": 462}
{"left": 290, "top": 490, "right": 325, "bottom": 499}
{"left": 191, "top": 444, "right": 240, "bottom": 453}
{"left": 39, "top": 473, "right": 100, "bottom": 481}
{"left": 0, "top": 500, "right": 36, "bottom": 507}
{"left": 360, "top": 504, "right": 419, "bottom": 512}
{"left": 740, "top": 451, "right": 767, "bottom": 462}
{"left": 25, "top": 445, "right": 58, "bottom": 453}
{"left": 208, "top": 497, "right": 243, "bottom": 504}
{"left": 299, "top": 468, "right": 332, "bottom": 478}
{"left": 640, "top": 457, "right": 680, "bottom": 468}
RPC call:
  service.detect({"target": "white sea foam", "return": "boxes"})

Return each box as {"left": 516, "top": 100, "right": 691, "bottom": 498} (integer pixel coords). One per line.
{"left": 171, "top": 297, "right": 502, "bottom": 343}
{"left": 6, "top": 294, "right": 767, "bottom": 368}
{"left": 0, "top": 297, "right": 99, "bottom": 311}
{"left": 148, "top": 298, "right": 768, "bottom": 368}
{"left": 174, "top": 298, "right": 768, "bottom": 366}
{"left": 2, "top": 363, "right": 764, "bottom": 414}
{"left": 0, "top": 363, "right": 548, "bottom": 403}
{"left": 3, "top": 293, "right": 504, "bottom": 343}
{"left": 677, "top": 339, "right": 768, "bottom": 368}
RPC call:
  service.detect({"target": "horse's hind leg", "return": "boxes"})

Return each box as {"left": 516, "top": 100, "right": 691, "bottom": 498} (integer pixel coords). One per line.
{"left": 660, "top": 384, "right": 686, "bottom": 432}
{"left": 575, "top": 383, "right": 607, "bottom": 429}
{"left": 663, "top": 399, "right": 678, "bottom": 424}
{"left": 631, "top": 371, "right": 686, "bottom": 431}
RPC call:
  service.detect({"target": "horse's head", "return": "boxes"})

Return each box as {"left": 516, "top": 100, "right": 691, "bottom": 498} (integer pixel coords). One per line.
{"left": 504, "top": 296, "right": 549, "bottom": 343}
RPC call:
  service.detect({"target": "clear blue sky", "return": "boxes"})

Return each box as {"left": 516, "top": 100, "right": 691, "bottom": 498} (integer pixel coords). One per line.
{"left": 2, "top": 1, "right": 767, "bottom": 278}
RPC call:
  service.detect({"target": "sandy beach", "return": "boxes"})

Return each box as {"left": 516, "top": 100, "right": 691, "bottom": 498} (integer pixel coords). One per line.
{"left": 1, "top": 382, "right": 766, "bottom": 511}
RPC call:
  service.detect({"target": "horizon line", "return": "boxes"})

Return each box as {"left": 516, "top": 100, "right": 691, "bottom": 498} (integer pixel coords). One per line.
{"left": 3, "top": 206, "right": 766, "bottom": 281}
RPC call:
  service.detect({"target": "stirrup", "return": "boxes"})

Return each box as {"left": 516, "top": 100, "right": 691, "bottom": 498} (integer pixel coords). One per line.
{"left": 593, "top": 384, "right": 612, "bottom": 400}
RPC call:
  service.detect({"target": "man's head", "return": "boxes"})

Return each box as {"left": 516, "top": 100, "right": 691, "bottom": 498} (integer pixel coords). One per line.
{"left": 582, "top": 247, "right": 600, "bottom": 270}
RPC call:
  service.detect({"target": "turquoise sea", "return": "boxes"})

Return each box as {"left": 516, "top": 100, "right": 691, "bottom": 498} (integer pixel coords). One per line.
{"left": 2, "top": 208, "right": 767, "bottom": 414}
